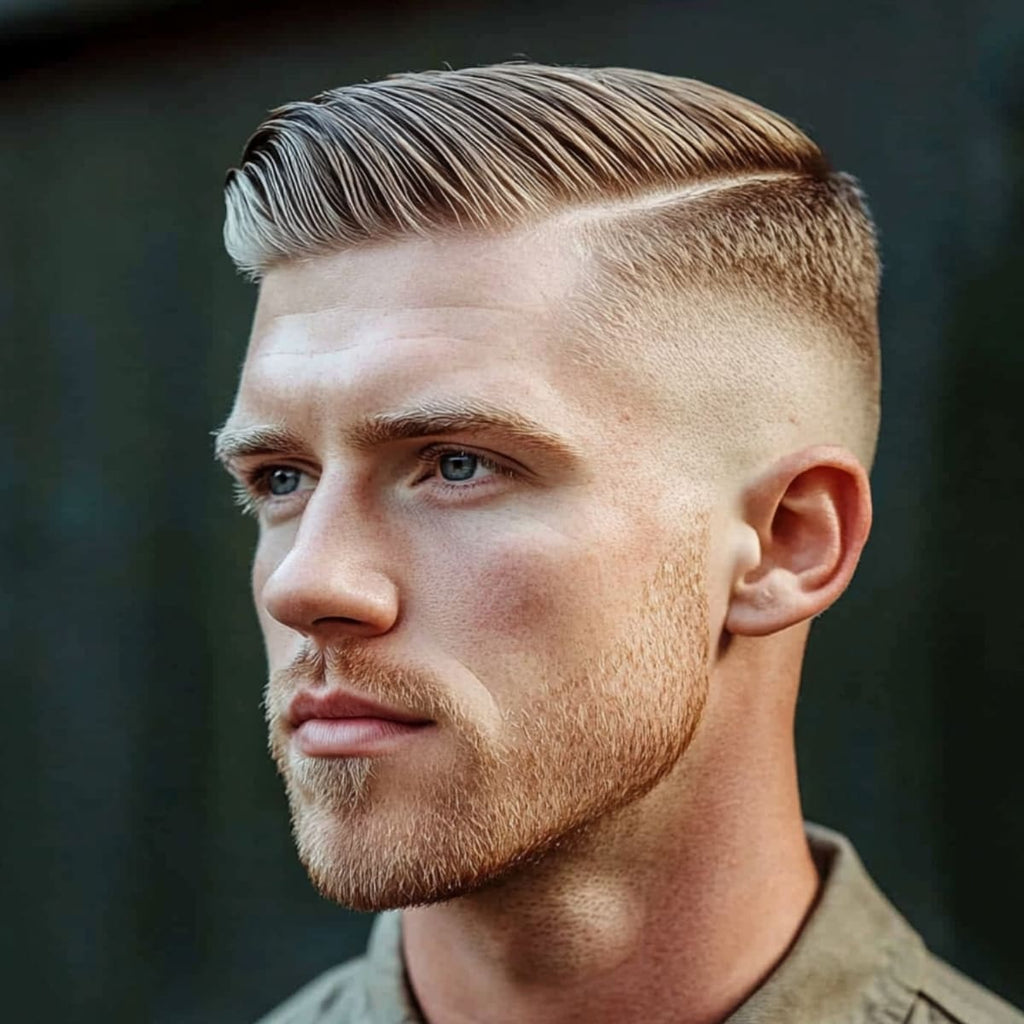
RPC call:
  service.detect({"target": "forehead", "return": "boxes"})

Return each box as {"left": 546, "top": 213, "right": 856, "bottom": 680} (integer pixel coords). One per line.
{"left": 232, "top": 229, "right": 645, "bottom": 441}
{"left": 253, "top": 228, "right": 575, "bottom": 330}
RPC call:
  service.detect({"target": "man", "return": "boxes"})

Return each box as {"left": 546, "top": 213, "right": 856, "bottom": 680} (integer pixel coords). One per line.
{"left": 215, "top": 63, "right": 1022, "bottom": 1023}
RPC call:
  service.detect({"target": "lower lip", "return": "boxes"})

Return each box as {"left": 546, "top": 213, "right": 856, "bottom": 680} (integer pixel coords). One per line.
{"left": 293, "top": 717, "right": 431, "bottom": 757}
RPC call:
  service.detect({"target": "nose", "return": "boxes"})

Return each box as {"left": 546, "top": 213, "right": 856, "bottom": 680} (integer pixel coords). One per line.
{"left": 259, "top": 490, "right": 400, "bottom": 641}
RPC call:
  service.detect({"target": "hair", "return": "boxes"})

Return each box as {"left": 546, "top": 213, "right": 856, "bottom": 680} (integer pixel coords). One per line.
{"left": 224, "top": 63, "right": 881, "bottom": 470}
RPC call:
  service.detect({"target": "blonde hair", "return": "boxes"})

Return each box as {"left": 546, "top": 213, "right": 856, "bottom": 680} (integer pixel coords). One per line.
{"left": 224, "top": 63, "right": 880, "bottom": 468}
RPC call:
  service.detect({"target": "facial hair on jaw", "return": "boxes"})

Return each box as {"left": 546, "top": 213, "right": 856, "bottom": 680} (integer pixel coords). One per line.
{"left": 263, "top": 521, "right": 712, "bottom": 912}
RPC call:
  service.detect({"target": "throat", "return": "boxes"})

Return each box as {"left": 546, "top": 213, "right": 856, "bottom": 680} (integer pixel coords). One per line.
{"left": 400, "top": 801, "right": 818, "bottom": 1024}
{"left": 417, "top": 874, "right": 646, "bottom": 985}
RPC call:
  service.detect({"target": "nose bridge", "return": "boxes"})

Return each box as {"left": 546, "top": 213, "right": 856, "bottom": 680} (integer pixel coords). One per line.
{"left": 295, "top": 471, "right": 377, "bottom": 559}
{"left": 261, "top": 473, "right": 400, "bottom": 636}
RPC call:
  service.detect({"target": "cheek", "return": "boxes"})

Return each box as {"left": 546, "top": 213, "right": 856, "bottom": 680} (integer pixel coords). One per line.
{"left": 463, "top": 546, "right": 587, "bottom": 639}
{"left": 413, "top": 511, "right": 641, "bottom": 664}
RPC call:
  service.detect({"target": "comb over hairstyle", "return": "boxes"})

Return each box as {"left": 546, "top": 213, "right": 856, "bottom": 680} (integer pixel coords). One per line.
{"left": 224, "top": 63, "right": 838, "bottom": 269}
{"left": 224, "top": 62, "right": 881, "bottom": 469}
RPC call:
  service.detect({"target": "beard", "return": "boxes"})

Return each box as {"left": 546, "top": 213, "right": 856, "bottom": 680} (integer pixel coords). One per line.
{"left": 265, "top": 516, "right": 711, "bottom": 912}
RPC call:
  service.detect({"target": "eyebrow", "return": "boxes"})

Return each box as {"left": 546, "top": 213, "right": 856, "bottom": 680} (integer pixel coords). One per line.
{"left": 213, "top": 423, "right": 312, "bottom": 468}
{"left": 212, "top": 399, "right": 584, "bottom": 469}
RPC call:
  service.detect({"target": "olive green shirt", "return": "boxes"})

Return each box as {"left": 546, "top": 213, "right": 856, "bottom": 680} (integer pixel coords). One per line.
{"left": 256, "top": 825, "right": 1023, "bottom": 1023}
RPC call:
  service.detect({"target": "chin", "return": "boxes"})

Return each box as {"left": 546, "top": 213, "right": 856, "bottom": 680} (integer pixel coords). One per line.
{"left": 287, "top": 774, "right": 654, "bottom": 912}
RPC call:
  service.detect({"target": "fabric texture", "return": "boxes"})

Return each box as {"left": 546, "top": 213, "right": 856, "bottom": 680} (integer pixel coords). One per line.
{"left": 254, "top": 824, "right": 1023, "bottom": 1024}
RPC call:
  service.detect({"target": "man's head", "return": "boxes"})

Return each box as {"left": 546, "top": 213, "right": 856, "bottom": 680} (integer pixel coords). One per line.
{"left": 217, "top": 64, "right": 878, "bottom": 910}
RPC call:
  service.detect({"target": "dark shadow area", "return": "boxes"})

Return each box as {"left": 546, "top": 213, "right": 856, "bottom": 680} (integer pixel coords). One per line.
{"left": 0, "top": 0, "right": 433, "bottom": 81}
{"left": 928, "top": 63, "right": 1024, "bottom": 1005}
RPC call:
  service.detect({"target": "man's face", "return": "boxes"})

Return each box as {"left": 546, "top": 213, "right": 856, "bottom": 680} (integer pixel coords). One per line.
{"left": 221, "top": 227, "right": 719, "bottom": 910}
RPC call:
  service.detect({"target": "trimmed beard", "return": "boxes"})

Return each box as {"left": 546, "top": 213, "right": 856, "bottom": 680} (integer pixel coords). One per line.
{"left": 265, "top": 517, "right": 711, "bottom": 911}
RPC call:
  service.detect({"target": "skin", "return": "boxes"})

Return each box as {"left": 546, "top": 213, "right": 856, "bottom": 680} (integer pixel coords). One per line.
{"left": 219, "top": 221, "right": 873, "bottom": 1024}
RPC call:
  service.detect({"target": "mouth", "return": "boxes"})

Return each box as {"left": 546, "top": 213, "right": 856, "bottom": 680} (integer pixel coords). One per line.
{"left": 287, "top": 689, "right": 434, "bottom": 758}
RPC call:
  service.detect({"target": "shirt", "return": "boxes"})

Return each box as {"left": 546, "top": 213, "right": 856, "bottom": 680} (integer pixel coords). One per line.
{"left": 255, "top": 824, "right": 1023, "bottom": 1023}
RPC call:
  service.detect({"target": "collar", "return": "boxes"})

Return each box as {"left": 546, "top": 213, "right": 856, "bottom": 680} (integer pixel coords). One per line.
{"left": 727, "top": 823, "right": 925, "bottom": 1023}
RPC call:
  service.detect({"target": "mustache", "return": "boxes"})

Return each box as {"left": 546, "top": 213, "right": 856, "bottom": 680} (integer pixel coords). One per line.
{"left": 263, "top": 640, "right": 463, "bottom": 726}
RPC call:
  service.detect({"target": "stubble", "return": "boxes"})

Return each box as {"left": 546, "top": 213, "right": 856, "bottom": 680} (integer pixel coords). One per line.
{"left": 264, "top": 514, "right": 712, "bottom": 911}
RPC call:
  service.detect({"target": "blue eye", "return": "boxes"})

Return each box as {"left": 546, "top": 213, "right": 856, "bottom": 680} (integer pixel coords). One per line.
{"left": 438, "top": 452, "right": 478, "bottom": 481}
{"left": 268, "top": 467, "right": 301, "bottom": 495}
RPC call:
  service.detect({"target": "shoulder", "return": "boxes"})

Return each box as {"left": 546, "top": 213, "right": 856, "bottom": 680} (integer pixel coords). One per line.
{"left": 795, "top": 825, "right": 1022, "bottom": 1024}
{"left": 254, "top": 955, "right": 371, "bottom": 1024}
{"left": 909, "top": 954, "right": 1024, "bottom": 1024}
{"left": 252, "top": 913, "right": 411, "bottom": 1024}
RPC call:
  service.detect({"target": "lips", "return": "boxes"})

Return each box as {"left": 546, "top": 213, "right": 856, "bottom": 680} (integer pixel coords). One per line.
{"left": 287, "top": 690, "right": 433, "bottom": 758}
{"left": 288, "top": 689, "right": 432, "bottom": 729}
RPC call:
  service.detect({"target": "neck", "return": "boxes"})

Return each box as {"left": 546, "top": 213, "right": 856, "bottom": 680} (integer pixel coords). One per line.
{"left": 402, "top": 657, "right": 818, "bottom": 1024}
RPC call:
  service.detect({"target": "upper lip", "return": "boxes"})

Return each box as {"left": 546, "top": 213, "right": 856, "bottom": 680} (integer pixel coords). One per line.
{"left": 287, "top": 689, "right": 432, "bottom": 728}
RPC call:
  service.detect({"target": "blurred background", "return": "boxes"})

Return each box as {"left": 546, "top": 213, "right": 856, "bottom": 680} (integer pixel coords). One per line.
{"left": 3, "top": 0, "right": 1023, "bottom": 1020}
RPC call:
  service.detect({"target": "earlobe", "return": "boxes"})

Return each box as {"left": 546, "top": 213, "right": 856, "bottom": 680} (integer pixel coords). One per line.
{"left": 724, "top": 446, "right": 872, "bottom": 638}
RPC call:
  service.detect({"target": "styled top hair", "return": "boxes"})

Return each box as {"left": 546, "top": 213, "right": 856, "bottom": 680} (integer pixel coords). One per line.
{"left": 224, "top": 63, "right": 881, "bottom": 467}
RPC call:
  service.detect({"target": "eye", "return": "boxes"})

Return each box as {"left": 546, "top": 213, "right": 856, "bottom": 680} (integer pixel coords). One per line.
{"left": 233, "top": 464, "right": 316, "bottom": 517}
{"left": 438, "top": 451, "right": 483, "bottom": 482}
{"left": 417, "top": 444, "right": 518, "bottom": 492}
{"left": 266, "top": 467, "right": 302, "bottom": 495}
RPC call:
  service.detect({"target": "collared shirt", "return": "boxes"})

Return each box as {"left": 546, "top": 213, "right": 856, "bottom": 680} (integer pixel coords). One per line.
{"left": 256, "top": 824, "right": 1023, "bottom": 1023}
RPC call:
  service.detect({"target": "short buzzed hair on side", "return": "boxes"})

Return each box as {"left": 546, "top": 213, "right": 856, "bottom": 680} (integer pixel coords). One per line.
{"left": 224, "top": 63, "right": 881, "bottom": 471}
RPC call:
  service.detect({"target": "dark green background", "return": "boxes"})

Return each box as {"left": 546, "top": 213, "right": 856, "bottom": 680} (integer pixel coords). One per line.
{"left": 3, "top": 1, "right": 1022, "bottom": 1020}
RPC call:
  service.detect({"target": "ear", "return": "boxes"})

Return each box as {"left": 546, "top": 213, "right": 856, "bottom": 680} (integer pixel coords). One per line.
{"left": 725, "top": 445, "right": 872, "bottom": 637}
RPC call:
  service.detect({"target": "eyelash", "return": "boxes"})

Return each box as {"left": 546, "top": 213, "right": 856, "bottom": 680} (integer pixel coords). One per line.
{"left": 232, "top": 477, "right": 274, "bottom": 518}
{"left": 232, "top": 443, "right": 518, "bottom": 518}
